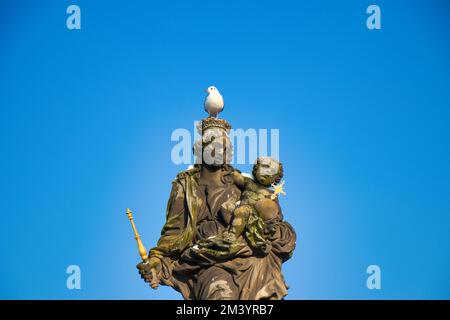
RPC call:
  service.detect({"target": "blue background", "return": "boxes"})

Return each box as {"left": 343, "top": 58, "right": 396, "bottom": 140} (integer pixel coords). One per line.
{"left": 0, "top": 0, "right": 449, "bottom": 299}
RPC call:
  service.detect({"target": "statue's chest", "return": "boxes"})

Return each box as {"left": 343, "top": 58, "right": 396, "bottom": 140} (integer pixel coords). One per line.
{"left": 196, "top": 183, "right": 240, "bottom": 220}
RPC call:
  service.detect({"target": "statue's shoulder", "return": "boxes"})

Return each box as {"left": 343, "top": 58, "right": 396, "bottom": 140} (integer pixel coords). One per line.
{"left": 223, "top": 164, "right": 242, "bottom": 174}
{"left": 173, "top": 164, "right": 243, "bottom": 183}
{"left": 174, "top": 165, "right": 201, "bottom": 182}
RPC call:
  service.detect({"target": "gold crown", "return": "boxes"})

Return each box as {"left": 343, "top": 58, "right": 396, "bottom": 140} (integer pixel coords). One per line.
{"left": 196, "top": 117, "right": 232, "bottom": 133}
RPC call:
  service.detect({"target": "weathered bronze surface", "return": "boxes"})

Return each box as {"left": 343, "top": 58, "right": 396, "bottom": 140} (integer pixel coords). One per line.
{"left": 136, "top": 117, "right": 297, "bottom": 300}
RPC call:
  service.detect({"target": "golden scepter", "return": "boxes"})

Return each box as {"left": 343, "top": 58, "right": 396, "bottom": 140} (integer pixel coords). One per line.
{"left": 126, "top": 208, "right": 159, "bottom": 288}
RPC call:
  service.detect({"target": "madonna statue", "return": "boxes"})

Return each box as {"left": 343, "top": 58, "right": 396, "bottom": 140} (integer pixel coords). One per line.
{"left": 137, "top": 117, "right": 296, "bottom": 300}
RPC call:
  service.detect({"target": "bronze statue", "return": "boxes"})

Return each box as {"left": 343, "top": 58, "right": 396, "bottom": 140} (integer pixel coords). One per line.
{"left": 134, "top": 116, "right": 297, "bottom": 300}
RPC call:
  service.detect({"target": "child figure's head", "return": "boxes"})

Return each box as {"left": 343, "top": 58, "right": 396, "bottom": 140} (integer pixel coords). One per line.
{"left": 252, "top": 156, "right": 283, "bottom": 187}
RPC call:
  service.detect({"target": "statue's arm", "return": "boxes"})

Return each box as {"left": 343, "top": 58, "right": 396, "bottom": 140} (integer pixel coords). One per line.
{"left": 149, "top": 180, "right": 187, "bottom": 259}
{"left": 265, "top": 201, "right": 297, "bottom": 262}
{"left": 139, "top": 178, "right": 190, "bottom": 289}
{"left": 267, "top": 220, "right": 296, "bottom": 262}
{"left": 232, "top": 171, "right": 250, "bottom": 190}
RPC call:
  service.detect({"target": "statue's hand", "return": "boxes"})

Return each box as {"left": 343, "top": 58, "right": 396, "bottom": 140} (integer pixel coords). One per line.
{"left": 136, "top": 257, "right": 161, "bottom": 289}
{"left": 220, "top": 197, "right": 238, "bottom": 226}
{"left": 264, "top": 218, "right": 279, "bottom": 236}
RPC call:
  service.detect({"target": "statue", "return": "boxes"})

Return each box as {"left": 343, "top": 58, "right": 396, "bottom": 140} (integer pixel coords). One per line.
{"left": 132, "top": 88, "right": 297, "bottom": 300}
{"left": 194, "top": 156, "right": 285, "bottom": 257}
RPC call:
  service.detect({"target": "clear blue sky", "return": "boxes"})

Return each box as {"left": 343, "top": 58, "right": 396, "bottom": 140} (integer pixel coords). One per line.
{"left": 0, "top": 0, "right": 449, "bottom": 299}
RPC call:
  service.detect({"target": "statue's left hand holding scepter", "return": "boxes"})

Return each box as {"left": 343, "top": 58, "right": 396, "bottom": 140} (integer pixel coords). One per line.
{"left": 126, "top": 208, "right": 161, "bottom": 289}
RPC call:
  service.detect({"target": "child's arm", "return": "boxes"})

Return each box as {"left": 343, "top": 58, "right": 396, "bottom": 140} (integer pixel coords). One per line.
{"left": 232, "top": 171, "right": 249, "bottom": 190}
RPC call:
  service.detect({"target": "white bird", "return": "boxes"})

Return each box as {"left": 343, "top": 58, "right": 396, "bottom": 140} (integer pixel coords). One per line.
{"left": 204, "top": 86, "right": 224, "bottom": 118}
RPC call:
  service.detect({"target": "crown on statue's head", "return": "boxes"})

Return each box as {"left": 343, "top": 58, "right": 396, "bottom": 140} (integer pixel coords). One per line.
{"left": 196, "top": 117, "right": 232, "bottom": 134}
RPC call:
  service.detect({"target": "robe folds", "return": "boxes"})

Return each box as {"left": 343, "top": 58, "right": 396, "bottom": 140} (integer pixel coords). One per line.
{"left": 149, "top": 165, "right": 297, "bottom": 300}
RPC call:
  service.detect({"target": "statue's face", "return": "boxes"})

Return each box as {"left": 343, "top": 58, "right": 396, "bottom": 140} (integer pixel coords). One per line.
{"left": 253, "top": 157, "right": 280, "bottom": 187}
{"left": 198, "top": 128, "right": 232, "bottom": 167}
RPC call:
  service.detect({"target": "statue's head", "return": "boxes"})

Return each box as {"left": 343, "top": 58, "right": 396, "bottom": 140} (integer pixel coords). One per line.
{"left": 193, "top": 118, "right": 233, "bottom": 168}
{"left": 252, "top": 156, "right": 283, "bottom": 187}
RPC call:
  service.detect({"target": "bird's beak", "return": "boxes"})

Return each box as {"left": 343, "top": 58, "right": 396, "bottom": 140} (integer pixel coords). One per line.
{"left": 204, "top": 89, "right": 208, "bottom": 93}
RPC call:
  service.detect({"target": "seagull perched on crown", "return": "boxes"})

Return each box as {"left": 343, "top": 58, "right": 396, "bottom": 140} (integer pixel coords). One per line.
{"left": 204, "top": 85, "right": 224, "bottom": 118}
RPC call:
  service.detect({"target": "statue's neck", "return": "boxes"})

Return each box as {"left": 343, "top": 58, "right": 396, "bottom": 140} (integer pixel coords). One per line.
{"left": 200, "top": 165, "right": 223, "bottom": 185}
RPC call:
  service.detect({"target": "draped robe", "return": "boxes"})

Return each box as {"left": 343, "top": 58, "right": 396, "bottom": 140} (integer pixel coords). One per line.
{"left": 149, "top": 165, "right": 296, "bottom": 300}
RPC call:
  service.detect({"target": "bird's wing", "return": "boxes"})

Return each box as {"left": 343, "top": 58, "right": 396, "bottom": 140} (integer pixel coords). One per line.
{"left": 219, "top": 94, "right": 224, "bottom": 110}
{"left": 204, "top": 95, "right": 210, "bottom": 113}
